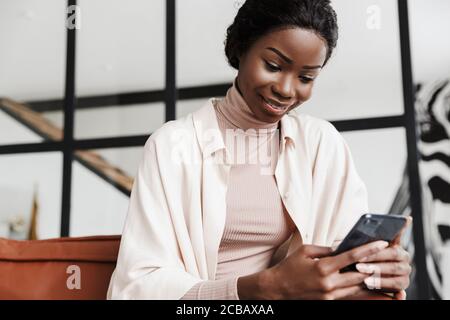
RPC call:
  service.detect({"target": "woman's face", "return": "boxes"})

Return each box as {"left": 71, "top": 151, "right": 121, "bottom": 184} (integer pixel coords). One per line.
{"left": 237, "top": 27, "right": 328, "bottom": 123}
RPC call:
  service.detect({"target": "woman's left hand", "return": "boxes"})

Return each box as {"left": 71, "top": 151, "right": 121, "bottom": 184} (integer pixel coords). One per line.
{"left": 355, "top": 216, "right": 413, "bottom": 299}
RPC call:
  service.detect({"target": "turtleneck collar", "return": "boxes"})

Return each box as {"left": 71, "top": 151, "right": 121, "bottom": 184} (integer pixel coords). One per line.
{"left": 215, "top": 78, "right": 280, "bottom": 132}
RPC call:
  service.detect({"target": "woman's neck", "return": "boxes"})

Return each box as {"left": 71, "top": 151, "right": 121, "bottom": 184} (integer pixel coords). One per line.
{"left": 215, "top": 78, "right": 279, "bottom": 132}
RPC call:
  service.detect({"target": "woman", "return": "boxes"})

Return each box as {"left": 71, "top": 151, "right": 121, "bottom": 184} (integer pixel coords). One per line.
{"left": 107, "top": 0, "right": 412, "bottom": 300}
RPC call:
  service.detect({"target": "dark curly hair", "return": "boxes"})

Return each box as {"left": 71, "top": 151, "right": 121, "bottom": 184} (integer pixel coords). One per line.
{"left": 225, "top": 0, "right": 338, "bottom": 70}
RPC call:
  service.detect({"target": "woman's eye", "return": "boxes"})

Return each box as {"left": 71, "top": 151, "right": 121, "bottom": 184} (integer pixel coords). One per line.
{"left": 265, "top": 61, "right": 281, "bottom": 72}
{"left": 299, "top": 76, "right": 314, "bottom": 84}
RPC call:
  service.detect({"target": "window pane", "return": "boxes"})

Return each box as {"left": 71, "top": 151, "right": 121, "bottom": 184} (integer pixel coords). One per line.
{"left": 75, "top": 0, "right": 165, "bottom": 139}
{"left": 409, "top": 0, "right": 450, "bottom": 83}
{"left": 342, "top": 127, "right": 407, "bottom": 213}
{"left": 299, "top": 0, "right": 404, "bottom": 121}
{"left": 44, "top": 102, "right": 165, "bottom": 140}
{"left": 74, "top": 103, "right": 164, "bottom": 139}
{"left": 70, "top": 147, "right": 143, "bottom": 236}
{"left": 0, "top": 0, "right": 66, "bottom": 144}
{"left": 177, "top": 0, "right": 236, "bottom": 87}
{"left": 0, "top": 110, "right": 44, "bottom": 145}
{"left": 0, "top": 152, "right": 62, "bottom": 239}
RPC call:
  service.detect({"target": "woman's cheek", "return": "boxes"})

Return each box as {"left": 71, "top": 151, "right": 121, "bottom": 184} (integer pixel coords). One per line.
{"left": 254, "top": 67, "right": 277, "bottom": 85}
{"left": 300, "top": 84, "right": 314, "bottom": 101}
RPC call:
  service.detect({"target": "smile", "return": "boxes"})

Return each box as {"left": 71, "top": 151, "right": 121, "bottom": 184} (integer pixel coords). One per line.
{"left": 260, "top": 96, "right": 290, "bottom": 114}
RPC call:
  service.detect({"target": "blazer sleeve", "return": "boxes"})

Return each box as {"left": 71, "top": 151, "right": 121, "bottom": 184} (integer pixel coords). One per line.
{"left": 311, "top": 121, "right": 370, "bottom": 247}
{"left": 107, "top": 137, "right": 202, "bottom": 300}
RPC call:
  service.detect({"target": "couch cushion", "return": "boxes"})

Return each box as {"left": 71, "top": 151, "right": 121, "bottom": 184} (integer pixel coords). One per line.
{"left": 0, "top": 235, "right": 120, "bottom": 300}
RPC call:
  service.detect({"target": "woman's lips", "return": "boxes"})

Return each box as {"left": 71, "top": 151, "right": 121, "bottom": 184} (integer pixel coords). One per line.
{"left": 260, "top": 95, "right": 290, "bottom": 114}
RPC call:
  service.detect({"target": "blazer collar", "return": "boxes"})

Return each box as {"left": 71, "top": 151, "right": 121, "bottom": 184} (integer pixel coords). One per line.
{"left": 192, "top": 98, "right": 226, "bottom": 160}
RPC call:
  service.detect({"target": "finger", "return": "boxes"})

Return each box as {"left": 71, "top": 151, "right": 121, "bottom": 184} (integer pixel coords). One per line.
{"left": 302, "top": 245, "right": 333, "bottom": 259}
{"left": 319, "top": 241, "right": 389, "bottom": 275}
{"left": 360, "top": 246, "right": 410, "bottom": 263}
{"left": 364, "top": 275, "right": 410, "bottom": 291}
{"left": 322, "top": 285, "right": 365, "bottom": 300}
{"left": 392, "top": 216, "right": 413, "bottom": 245}
{"left": 356, "top": 262, "right": 412, "bottom": 276}
{"left": 394, "top": 290, "right": 407, "bottom": 300}
{"left": 330, "top": 271, "right": 370, "bottom": 289}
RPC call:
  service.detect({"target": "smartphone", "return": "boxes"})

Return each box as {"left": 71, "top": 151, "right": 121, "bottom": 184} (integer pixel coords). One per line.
{"left": 332, "top": 213, "right": 408, "bottom": 272}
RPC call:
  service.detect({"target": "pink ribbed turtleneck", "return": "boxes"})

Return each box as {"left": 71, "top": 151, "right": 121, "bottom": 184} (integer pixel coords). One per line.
{"left": 214, "top": 78, "right": 279, "bottom": 131}
{"left": 181, "top": 79, "right": 296, "bottom": 300}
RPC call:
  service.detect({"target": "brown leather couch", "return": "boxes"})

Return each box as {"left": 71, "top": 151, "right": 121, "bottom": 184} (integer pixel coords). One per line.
{"left": 0, "top": 235, "right": 120, "bottom": 300}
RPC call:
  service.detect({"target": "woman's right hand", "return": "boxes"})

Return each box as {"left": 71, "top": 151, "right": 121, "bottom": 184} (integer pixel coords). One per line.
{"left": 265, "top": 240, "right": 389, "bottom": 300}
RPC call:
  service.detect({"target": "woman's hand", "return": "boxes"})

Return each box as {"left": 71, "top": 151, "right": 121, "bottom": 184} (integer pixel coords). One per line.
{"left": 264, "top": 240, "right": 389, "bottom": 300}
{"left": 354, "top": 216, "right": 413, "bottom": 299}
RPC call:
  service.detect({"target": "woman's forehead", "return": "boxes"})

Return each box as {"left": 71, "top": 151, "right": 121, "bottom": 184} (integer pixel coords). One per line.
{"left": 254, "top": 27, "right": 327, "bottom": 67}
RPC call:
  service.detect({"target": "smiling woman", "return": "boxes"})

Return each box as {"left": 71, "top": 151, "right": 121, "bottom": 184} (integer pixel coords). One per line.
{"left": 107, "top": 0, "right": 412, "bottom": 300}
{"left": 235, "top": 28, "right": 327, "bottom": 123}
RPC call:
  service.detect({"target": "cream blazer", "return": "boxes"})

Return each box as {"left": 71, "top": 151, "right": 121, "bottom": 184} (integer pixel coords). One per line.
{"left": 107, "top": 99, "right": 369, "bottom": 299}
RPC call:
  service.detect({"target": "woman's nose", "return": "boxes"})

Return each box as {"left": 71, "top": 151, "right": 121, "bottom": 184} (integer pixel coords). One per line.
{"left": 272, "top": 77, "right": 295, "bottom": 100}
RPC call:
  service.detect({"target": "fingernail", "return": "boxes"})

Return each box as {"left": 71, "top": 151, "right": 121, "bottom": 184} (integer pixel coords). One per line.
{"left": 356, "top": 263, "right": 374, "bottom": 274}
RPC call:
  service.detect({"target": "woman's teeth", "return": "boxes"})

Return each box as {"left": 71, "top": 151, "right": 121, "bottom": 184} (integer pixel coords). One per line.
{"left": 264, "top": 98, "right": 285, "bottom": 110}
{"left": 271, "top": 104, "right": 284, "bottom": 110}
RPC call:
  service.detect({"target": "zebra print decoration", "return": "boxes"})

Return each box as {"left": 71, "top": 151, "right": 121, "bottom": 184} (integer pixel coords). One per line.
{"left": 389, "top": 78, "right": 450, "bottom": 299}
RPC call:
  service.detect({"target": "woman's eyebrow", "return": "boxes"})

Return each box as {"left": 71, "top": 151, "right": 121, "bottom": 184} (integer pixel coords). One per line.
{"left": 265, "top": 47, "right": 293, "bottom": 64}
{"left": 265, "top": 47, "right": 322, "bottom": 70}
{"left": 301, "top": 65, "right": 322, "bottom": 70}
